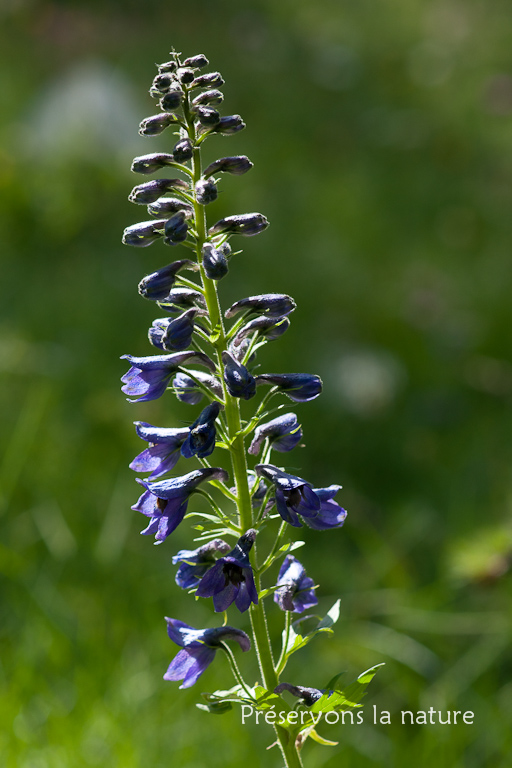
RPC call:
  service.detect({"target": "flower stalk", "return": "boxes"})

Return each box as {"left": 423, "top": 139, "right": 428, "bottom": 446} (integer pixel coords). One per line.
{"left": 119, "top": 49, "right": 374, "bottom": 768}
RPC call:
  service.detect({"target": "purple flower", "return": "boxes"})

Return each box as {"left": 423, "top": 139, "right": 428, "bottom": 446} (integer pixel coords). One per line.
{"left": 274, "top": 682, "right": 323, "bottom": 706}
{"left": 132, "top": 467, "right": 229, "bottom": 543}
{"left": 255, "top": 465, "right": 347, "bottom": 530}
{"left": 138, "top": 260, "right": 197, "bottom": 301}
{"left": 172, "top": 371, "right": 223, "bottom": 405}
{"left": 129, "top": 421, "right": 189, "bottom": 478}
{"left": 147, "top": 197, "right": 192, "bottom": 217}
{"left": 211, "top": 115, "right": 246, "bottom": 135}
{"left": 301, "top": 485, "right": 347, "bottom": 531}
{"left": 225, "top": 294, "right": 296, "bottom": 319}
{"left": 121, "top": 351, "right": 215, "bottom": 403}
{"left": 172, "top": 539, "right": 231, "bottom": 589}
{"left": 195, "top": 529, "right": 258, "bottom": 612}
{"left": 248, "top": 413, "right": 302, "bottom": 456}
{"left": 255, "top": 373, "right": 322, "bottom": 402}
{"left": 255, "top": 464, "right": 319, "bottom": 527}
{"left": 181, "top": 402, "right": 221, "bottom": 459}
{"left": 222, "top": 351, "right": 256, "bottom": 400}
{"left": 274, "top": 555, "right": 317, "bottom": 613}
{"left": 164, "top": 619, "right": 250, "bottom": 689}
{"left": 190, "top": 71, "right": 225, "bottom": 88}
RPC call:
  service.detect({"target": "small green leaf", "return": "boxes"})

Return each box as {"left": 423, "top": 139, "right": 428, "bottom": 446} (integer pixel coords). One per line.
{"left": 196, "top": 700, "right": 233, "bottom": 715}
{"left": 306, "top": 728, "right": 339, "bottom": 747}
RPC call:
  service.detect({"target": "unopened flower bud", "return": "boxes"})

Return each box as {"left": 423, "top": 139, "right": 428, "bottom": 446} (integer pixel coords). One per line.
{"left": 158, "top": 61, "right": 178, "bottom": 74}
{"left": 203, "top": 155, "right": 253, "bottom": 178}
{"left": 159, "top": 287, "right": 206, "bottom": 313}
{"left": 152, "top": 73, "right": 176, "bottom": 92}
{"left": 209, "top": 213, "right": 269, "bottom": 237}
{"left": 164, "top": 211, "right": 188, "bottom": 244}
{"left": 139, "top": 113, "right": 178, "bottom": 136}
{"left": 172, "top": 138, "right": 194, "bottom": 162}
{"left": 216, "top": 241, "right": 232, "bottom": 258}
{"left": 202, "top": 243, "right": 228, "bottom": 280}
{"left": 122, "top": 220, "right": 166, "bottom": 247}
{"left": 191, "top": 72, "right": 224, "bottom": 88}
{"left": 195, "top": 178, "right": 218, "bottom": 205}
{"left": 160, "top": 89, "right": 184, "bottom": 111}
{"left": 162, "top": 308, "right": 197, "bottom": 351}
{"left": 183, "top": 54, "right": 209, "bottom": 69}
{"left": 225, "top": 294, "right": 296, "bottom": 319}
{"left": 222, "top": 351, "right": 256, "bottom": 400}
{"left": 129, "top": 178, "right": 189, "bottom": 205}
{"left": 192, "top": 89, "right": 224, "bottom": 107}
{"left": 213, "top": 115, "right": 245, "bottom": 134}
{"left": 177, "top": 67, "right": 195, "bottom": 84}
{"left": 138, "top": 260, "right": 197, "bottom": 300}
{"left": 195, "top": 105, "right": 221, "bottom": 127}
{"left": 131, "top": 153, "right": 175, "bottom": 174}
{"left": 148, "top": 197, "right": 192, "bottom": 217}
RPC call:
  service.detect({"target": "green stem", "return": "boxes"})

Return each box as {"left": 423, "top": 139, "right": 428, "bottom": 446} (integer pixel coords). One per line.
{"left": 183, "top": 88, "right": 303, "bottom": 768}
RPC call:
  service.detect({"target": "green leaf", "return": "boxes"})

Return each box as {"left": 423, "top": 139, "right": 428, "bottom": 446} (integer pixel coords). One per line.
{"left": 310, "top": 663, "right": 385, "bottom": 714}
{"left": 306, "top": 728, "right": 339, "bottom": 747}
{"left": 282, "top": 600, "right": 341, "bottom": 660}
{"left": 196, "top": 700, "right": 233, "bottom": 715}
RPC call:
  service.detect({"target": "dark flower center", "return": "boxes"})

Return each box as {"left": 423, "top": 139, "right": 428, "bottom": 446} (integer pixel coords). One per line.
{"left": 156, "top": 497, "right": 168, "bottom": 511}
{"left": 286, "top": 488, "right": 302, "bottom": 508}
{"left": 222, "top": 562, "right": 245, "bottom": 587}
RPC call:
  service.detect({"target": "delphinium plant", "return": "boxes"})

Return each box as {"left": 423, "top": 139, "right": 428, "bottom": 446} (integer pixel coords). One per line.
{"left": 121, "top": 50, "right": 381, "bottom": 768}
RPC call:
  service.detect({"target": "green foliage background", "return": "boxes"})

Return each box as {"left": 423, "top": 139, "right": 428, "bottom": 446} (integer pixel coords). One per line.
{"left": 1, "top": 1, "right": 512, "bottom": 766}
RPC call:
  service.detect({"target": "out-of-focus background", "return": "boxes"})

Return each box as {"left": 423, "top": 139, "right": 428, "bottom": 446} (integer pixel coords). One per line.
{"left": 2, "top": 1, "right": 512, "bottom": 766}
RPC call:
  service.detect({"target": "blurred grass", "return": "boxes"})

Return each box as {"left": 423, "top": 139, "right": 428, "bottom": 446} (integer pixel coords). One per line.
{"left": 1, "top": 0, "right": 512, "bottom": 766}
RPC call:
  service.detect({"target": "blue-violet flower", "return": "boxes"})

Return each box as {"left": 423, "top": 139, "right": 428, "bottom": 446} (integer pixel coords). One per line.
{"left": 273, "top": 554, "right": 317, "bottom": 613}
{"left": 195, "top": 529, "right": 258, "bottom": 612}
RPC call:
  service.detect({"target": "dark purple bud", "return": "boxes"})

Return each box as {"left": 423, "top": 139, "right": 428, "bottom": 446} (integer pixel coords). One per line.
{"left": 274, "top": 683, "right": 323, "bottom": 706}
{"left": 139, "top": 113, "right": 178, "bottom": 136}
{"left": 131, "top": 153, "right": 176, "bottom": 174}
{"left": 225, "top": 293, "right": 295, "bottom": 319}
{"left": 195, "top": 105, "right": 221, "bottom": 127}
{"left": 212, "top": 115, "right": 245, "bottom": 134}
{"left": 172, "top": 138, "right": 194, "bottom": 162}
{"left": 164, "top": 211, "right": 189, "bottom": 245}
{"left": 192, "top": 89, "right": 224, "bottom": 107}
{"left": 129, "top": 178, "right": 189, "bottom": 205}
{"left": 203, "top": 156, "right": 253, "bottom": 178}
{"left": 208, "top": 213, "right": 268, "bottom": 237}
{"left": 181, "top": 401, "right": 221, "bottom": 459}
{"left": 162, "top": 309, "right": 197, "bottom": 351}
{"left": 158, "top": 287, "right": 206, "bottom": 313}
{"left": 177, "top": 67, "right": 195, "bottom": 84}
{"left": 191, "top": 72, "right": 224, "bottom": 88}
{"left": 222, "top": 351, "right": 256, "bottom": 400}
{"left": 152, "top": 73, "right": 176, "bottom": 92}
{"left": 255, "top": 373, "right": 323, "bottom": 403}
{"left": 202, "top": 243, "right": 228, "bottom": 280}
{"left": 138, "top": 260, "right": 197, "bottom": 300}
{"left": 172, "top": 371, "right": 223, "bottom": 404}
{"left": 158, "top": 61, "right": 177, "bottom": 74}
{"left": 122, "top": 220, "right": 166, "bottom": 247}
{"left": 231, "top": 316, "right": 290, "bottom": 347}
{"left": 195, "top": 179, "right": 218, "bottom": 205}
{"left": 249, "top": 413, "right": 303, "bottom": 456}
{"left": 159, "top": 89, "right": 184, "bottom": 111}
{"left": 183, "top": 54, "right": 209, "bottom": 69}
{"left": 148, "top": 197, "right": 192, "bottom": 217}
